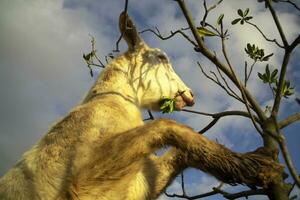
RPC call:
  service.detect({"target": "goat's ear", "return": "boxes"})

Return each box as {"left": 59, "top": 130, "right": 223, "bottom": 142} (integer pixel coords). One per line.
{"left": 119, "top": 11, "right": 143, "bottom": 50}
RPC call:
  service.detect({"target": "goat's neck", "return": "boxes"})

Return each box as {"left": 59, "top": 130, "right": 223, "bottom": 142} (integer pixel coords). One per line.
{"left": 83, "top": 61, "right": 143, "bottom": 126}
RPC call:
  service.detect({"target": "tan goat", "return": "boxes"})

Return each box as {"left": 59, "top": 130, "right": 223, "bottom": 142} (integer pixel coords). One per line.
{"left": 0, "top": 12, "right": 283, "bottom": 200}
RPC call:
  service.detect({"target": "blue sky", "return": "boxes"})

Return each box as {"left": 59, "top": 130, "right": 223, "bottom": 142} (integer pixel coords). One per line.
{"left": 0, "top": 0, "right": 299, "bottom": 199}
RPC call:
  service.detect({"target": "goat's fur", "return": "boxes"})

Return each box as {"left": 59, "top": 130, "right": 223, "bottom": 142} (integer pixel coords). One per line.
{"left": 0, "top": 12, "right": 283, "bottom": 200}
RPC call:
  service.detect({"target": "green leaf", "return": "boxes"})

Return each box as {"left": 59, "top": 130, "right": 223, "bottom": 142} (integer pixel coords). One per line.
{"left": 196, "top": 27, "right": 217, "bottom": 37}
{"left": 282, "top": 80, "right": 294, "bottom": 98}
{"left": 258, "top": 72, "right": 264, "bottom": 80}
{"left": 217, "top": 14, "right": 224, "bottom": 25}
{"left": 238, "top": 9, "right": 243, "bottom": 17}
{"left": 231, "top": 18, "right": 241, "bottom": 25}
{"left": 270, "top": 69, "right": 278, "bottom": 83}
{"left": 244, "top": 16, "right": 253, "bottom": 21}
{"left": 266, "top": 64, "right": 270, "bottom": 78}
{"left": 244, "top": 8, "right": 250, "bottom": 16}
{"left": 262, "top": 53, "right": 274, "bottom": 61}
{"left": 159, "top": 97, "right": 176, "bottom": 113}
{"left": 271, "top": 69, "right": 278, "bottom": 78}
{"left": 247, "top": 43, "right": 252, "bottom": 50}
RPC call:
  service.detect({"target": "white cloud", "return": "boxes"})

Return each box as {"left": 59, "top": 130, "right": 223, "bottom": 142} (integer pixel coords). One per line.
{"left": 0, "top": 0, "right": 110, "bottom": 173}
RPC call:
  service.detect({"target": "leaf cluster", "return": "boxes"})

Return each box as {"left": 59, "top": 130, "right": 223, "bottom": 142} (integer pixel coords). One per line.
{"left": 258, "top": 64, "right": 278, "bottom": 84}
{"left": 159, "top": 97, "right": 176, "bottom": 113}
{"left": 277, "top": 80, "right": 294, "bottom": 98}
{"left": 232, "top": 8, "right": 253, "bottom": 25}
{"left": 83, "top": 50, "right": 97, "bottom": 77}
{"left": 258, "top": 65, "right": 294, "bottom": 98}
{"left": 245, "top": 43, "right": 273, "bottom": 62}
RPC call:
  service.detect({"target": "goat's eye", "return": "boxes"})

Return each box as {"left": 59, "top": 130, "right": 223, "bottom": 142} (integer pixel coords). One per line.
{"left": 157, "top": 54, "right": 167, "bottom": 61}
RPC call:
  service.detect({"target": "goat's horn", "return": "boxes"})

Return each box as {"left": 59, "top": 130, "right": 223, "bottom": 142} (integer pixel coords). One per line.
{"left": 119, "top": 11, "right": 143, "bottom": 49}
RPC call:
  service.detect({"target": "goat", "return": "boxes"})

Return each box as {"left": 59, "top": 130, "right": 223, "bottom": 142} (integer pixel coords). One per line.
{"left": 0, "top": 12, "right": 283, "bottom": 200}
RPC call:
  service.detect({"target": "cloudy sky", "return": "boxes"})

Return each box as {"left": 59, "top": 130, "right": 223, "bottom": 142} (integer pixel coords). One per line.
{"left": 0, "top": 0, "right": 299, "bottom": 199}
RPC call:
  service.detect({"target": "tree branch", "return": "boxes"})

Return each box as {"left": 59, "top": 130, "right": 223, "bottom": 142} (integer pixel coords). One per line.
{"left": 278, "top": 134, "right": 300, "bottom": 188}
{"left": 176, "top": 0, "right": 267, "bottom": 122}
{"left": 289, "top": 34, "right": 300, "bottom": 51}
{"left": 279, "top": 112, "right": 300, "bottom": 129}
{"left": 246, "top": 21, "right": 284, "bottom": 48}
{"left": 199, "top": 118, "right": 220, "bottom": 133}
{"left": 215, "top": 64, "right": 242, "bottom": 102}
{"left": 265, "top": 0, "right": 289, "bottom": 47}
{"left": 139, "top": 27, "right": 197, "bottom": 47}
{"left": 197, "top": 62, "right": 244, "bottom": 103}
{"left": 165, "top": 183, "right": 267, "bottom": 199}
{"left": 278, "top": 0, "right": 300, "bottom": 11}
{"left": 182, "top": 109, "right": 260, "bottom": 122}
{"left": 271, "top": 51, "right": 292, "bottom": 116}
{"left": 220, "top": 24, "right": 264, "bottom": 136}
{"left": 144, "top": 110, "right": 155, "bottom": 121}
{"left": 201, "top": 0, "right": 224, "bottom": 26}
{"left": 182, "top": 109, "right": 261, "bottom": 133}
{"left": 213, "top": 187, "right": 267, "bottom": 199}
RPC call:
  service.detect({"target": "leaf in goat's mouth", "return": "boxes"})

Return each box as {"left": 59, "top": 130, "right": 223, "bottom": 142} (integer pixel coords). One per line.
{"left": 159, "top": 97, "right": 176, "bottom": 114}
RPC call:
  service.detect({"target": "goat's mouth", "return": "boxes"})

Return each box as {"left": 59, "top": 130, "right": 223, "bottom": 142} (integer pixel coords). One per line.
{"left": 174, "top": 91, "right": 194, "bottom": 110}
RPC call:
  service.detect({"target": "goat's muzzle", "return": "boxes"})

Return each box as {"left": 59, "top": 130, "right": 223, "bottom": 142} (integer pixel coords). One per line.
{"left": 174, "top": 90, "right": 195, "bottom": 110}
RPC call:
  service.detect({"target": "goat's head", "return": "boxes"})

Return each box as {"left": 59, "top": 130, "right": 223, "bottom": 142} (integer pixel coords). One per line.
{"left": 119, "top": 12, "right": 194, "bottom": 111}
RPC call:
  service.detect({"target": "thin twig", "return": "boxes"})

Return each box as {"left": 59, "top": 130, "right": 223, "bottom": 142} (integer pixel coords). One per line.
{"left": 201, "top": 0, "right": 224, "bottom": 26}
{"left": 215, "top": 64, "right": 243, "bottom": 102}
{"left": 182, "top": 109, "right": 260, "bottom": 125}
{"left": 278, "top": 0, "right": 300, "bottom": 11}
{"left": 181, "top": 172, "right": 186, "bottom": 195}
{"left": 213, "top": 187, "right": 267, "bottom": 199}
{"left": 165, "top": 183, "right": 266, "bottom": 199}
{"left": 244, "top": 61, "right": 248, "bottom": 86}
{"left": 176, "top": 0, "right": 267, "bottom": 122}
{"left": 165, "top": 182, "right": 223, "bottom": 199}
{"left": 187, "top": 109, "right": 262, "bottom": 136}
{"left": 139, "top": 27, "right": 197, "bottom": 47}
{"left": 197, "top": 62, "right": 244, "bottom": 103}
{"left": 199, "top": 118, "right": 220, "bottom": 133}
{"left": 144, "top": 110, "right": 155, "bottom": 121}
{"left": 266, "top": 0, "right": 288, "bottom": 47}
{"left": 246, "top": 21, "right": 284, "bottom": 48}
{"left": 290, "top": 35, "right": 300, "bottom": 51}
{"left": 288, "top": 180, "right": 297, "bottom": 196}
{"left": 245, "top": 60, "right": 257, "bottom": 86}
{"left": 269, "top": 83, "right": 276, "bottom": 98}
{"left": 220, "top": 21, "right": 264, "bottom": 136}
{"left": 90, "top": 36, "right": 106, "bottom": 67}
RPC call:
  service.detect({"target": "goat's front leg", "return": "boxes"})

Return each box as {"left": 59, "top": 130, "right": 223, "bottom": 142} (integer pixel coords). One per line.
{"left": 147, "top": 148, "right": 188, "bottom": 199}
{"left": 99, "top": 119, "right": 282, "bottom": 189}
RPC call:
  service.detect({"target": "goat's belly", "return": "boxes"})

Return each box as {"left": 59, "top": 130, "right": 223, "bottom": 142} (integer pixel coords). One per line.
{"left": 75, "top": 170, "right": 150, "bottom": 200}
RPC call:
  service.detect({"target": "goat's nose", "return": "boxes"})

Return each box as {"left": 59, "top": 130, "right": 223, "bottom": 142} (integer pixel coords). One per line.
{"left": 182, "top": 89, "right": 194, "bottom": 106}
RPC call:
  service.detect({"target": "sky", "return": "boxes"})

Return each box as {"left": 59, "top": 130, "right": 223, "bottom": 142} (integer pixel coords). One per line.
{"left": 0, "top": 0, "right": 299, "bottom": 199}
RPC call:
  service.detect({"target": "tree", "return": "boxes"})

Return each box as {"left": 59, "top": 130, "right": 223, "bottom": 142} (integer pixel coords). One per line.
{"left": 84, "top": 0, "right": 300, "bottom": 199}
